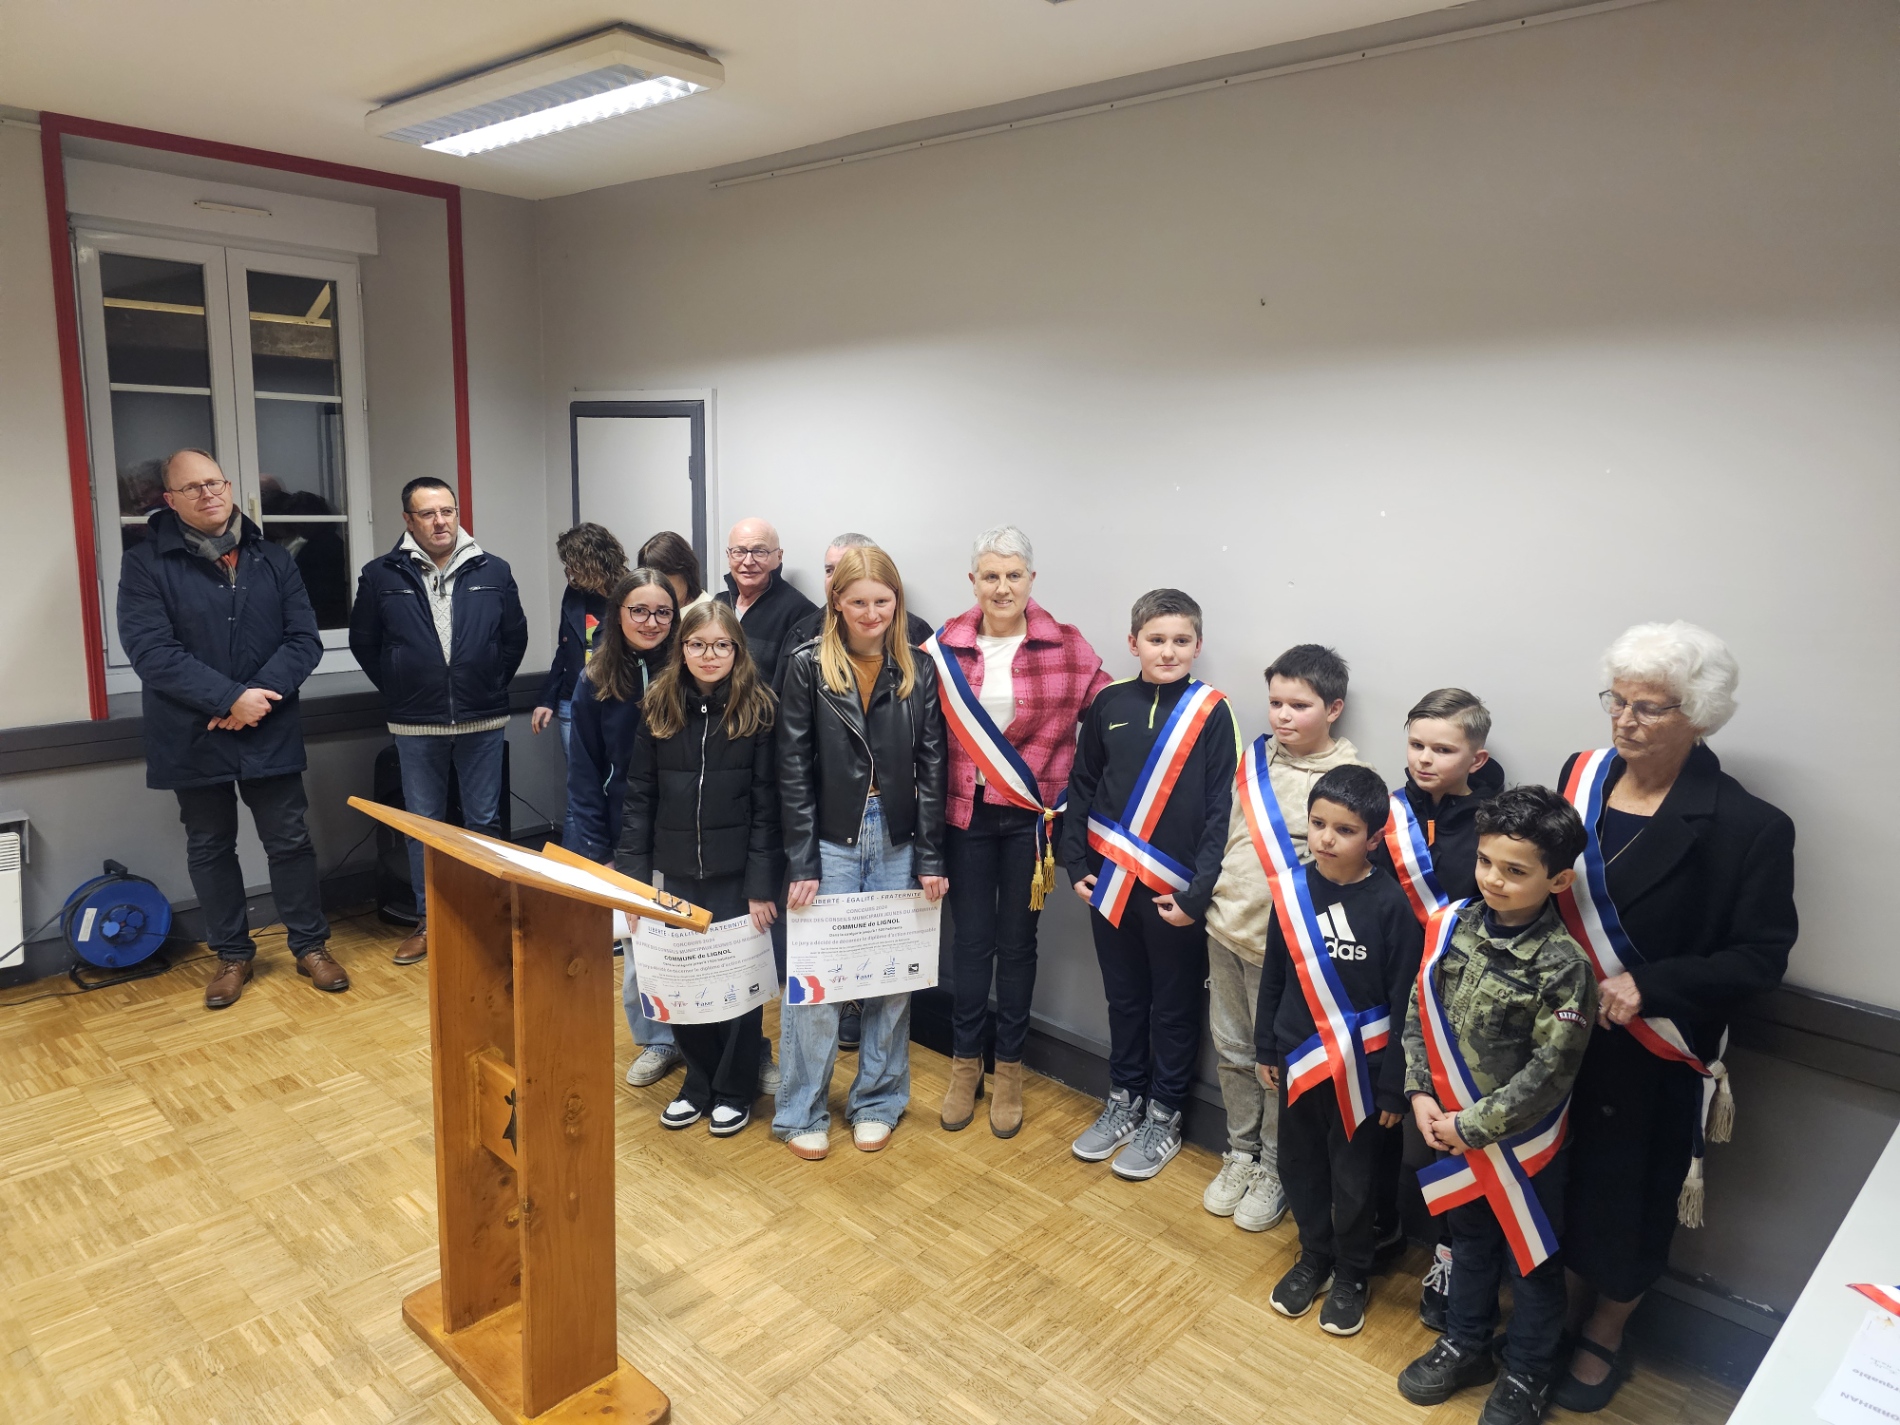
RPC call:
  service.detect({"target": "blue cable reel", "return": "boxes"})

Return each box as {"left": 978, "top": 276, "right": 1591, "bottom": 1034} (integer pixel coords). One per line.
{"left": 61, "top": 860, "right": 172, "bottom": 970}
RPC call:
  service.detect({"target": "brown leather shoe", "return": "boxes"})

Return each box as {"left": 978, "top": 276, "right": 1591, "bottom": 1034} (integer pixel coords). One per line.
{"left": 392, "top": 926, "right": 427, "bottom": 965}
{"left": 296, "top": 947, "right": 350, "bottom": 992}
{"left": 940, "top": 1055, "right": 984, "bottom": 1131}
{"left": 990, "top": 1059, "right": 1024, "bottom": 1139}
{"left": 204, "top": 959, "right": 253, "bottom": 1009}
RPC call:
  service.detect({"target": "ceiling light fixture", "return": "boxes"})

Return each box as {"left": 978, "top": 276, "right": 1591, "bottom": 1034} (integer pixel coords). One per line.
{"left": 366, "top": 25, "right": 723, "bottom": 157}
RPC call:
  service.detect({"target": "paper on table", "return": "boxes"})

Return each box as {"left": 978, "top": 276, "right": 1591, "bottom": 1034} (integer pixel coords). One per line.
{"left": 486, "top": 841, "right": 671, "bottom": 915}
{"left": 1816, "top": 1309, "right": 1900, "bottom": 1425}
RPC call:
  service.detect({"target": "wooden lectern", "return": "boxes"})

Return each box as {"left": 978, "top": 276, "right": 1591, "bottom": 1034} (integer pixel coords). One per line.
{"left": 348, "top": 798, "right": 709, "bottom": 1424}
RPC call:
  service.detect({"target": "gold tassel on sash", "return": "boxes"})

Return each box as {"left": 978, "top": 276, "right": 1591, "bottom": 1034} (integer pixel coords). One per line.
{"left": 1028, "top": 807, "right": 1058, "bottom": 911}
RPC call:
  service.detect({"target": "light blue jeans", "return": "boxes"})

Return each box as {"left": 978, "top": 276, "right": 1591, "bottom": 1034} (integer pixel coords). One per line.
{"left": 772, "top": 796, "right": 916, "bottom": 1138}
{"left": 622, "top": 925, "right": 676, "bottom": 1051}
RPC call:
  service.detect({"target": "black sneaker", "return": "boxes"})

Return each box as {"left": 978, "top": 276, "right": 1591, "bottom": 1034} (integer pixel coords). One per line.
{"left": 1372, "top": 1225, "right": 1407, "bottom": 1273}
{"left": 1419, "top": 1242, "right": 1453, "bottom": 1333}
{"left": 1270, "top": 1255, "right": 1335, "bottom": 1320}
{"left": 1318, "top": 1276, "right": 1369, "bottom": 1337}
{"left": 1478, "top": 1372, "right": 1550, "bottom": 1425}
{"left": 1397, "top": 1336, "right": 1498, "bottom": 1406}
{"left": 839, "top": 1001, "right": 863, "bottom": 1051}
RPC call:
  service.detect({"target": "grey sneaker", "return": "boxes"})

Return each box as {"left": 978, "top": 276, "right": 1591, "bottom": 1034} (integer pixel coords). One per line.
{"left": 1111, "top": 1102, "right": 1183, "bottom": 1181}
{"left": 1234, "top": 1168, "right": 1288, "bottom": 1232}
{"left": 1202, "top": 1150, "right": 1261, "bottom": 1216}
{"left": 625, "top": 1044, "right": 682, "bottom": 1087}
{"left": 1072, "top": 1088, "right": 1145, "bottom": 1161}
{"left": 758, "top": 1047, "right": 781, "bottom": 1098}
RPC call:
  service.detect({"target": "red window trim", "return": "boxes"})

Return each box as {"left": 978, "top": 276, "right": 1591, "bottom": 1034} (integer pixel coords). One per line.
{"left": 36, "top": 111, "right": 473, "bottom": 720}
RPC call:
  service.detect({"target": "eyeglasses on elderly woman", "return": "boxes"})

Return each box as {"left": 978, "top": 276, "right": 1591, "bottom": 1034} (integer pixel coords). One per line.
{"left": 1599, "top": 690, "right": 1683, "bottom": 724}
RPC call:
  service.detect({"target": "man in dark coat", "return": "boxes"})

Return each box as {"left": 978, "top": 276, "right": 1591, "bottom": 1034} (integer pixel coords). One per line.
{"left": 117, "top": 448, "right": 341, "bottom": 1009}
{"left": 348, "top": 476, "right": 528, "bottom": 966}
{"left": 714, "top": 517, "right": 816, "bottom": 688}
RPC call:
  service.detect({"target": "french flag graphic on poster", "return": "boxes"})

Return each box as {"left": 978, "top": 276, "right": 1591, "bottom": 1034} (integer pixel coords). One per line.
{"left": 1852, "top": 1284, "right": 1900, "bottom": 1317}
{"left": 639, "top": 992, "right": 672, "bottom": 1022}
{"left": 786, "top": 975, "right": 827, "bottom": 1005}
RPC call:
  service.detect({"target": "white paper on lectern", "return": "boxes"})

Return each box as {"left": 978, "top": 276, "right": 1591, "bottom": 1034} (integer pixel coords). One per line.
{"left": 629, "top": 914, "right": 778, "bottom": 1025}
{"left": 785, "top": 889, "right": 940, "bottom": 1002}
{"left": 485, "top": 842, "right": 673, "bottom": 917}
{"left": 1816, "top": 1309, "right": 1900, "bottom": 1425}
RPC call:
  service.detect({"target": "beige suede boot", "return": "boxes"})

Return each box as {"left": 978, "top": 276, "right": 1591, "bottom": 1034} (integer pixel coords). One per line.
{"left": 989, "top": 1060, "right": 1024, "bottom": 1139}
{"left": 941, "top": 1056, "right": 985, "bottom": 1130}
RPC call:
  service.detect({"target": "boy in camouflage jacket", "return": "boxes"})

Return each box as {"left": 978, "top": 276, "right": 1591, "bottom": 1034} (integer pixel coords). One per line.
{"left": 1397, "top": 787, "right": 1597, "bottom": 1425}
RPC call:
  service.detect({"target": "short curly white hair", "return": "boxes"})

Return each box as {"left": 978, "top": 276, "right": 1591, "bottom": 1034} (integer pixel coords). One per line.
{"left": 1601, "top": 621, "right": 1739, "bottom": 735}
{"left": 970, "top": 524, "right": 1034, "bottom": 573}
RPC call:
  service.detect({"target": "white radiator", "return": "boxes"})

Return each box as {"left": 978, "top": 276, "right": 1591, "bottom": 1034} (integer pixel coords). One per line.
{"left": 0, "top": 831, "right": 22, "bottom": 970}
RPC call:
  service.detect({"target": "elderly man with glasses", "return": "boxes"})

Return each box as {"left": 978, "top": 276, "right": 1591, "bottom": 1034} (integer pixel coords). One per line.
{"left": 117, "top": 448, "right": 340, "bottom": 1009}
{"left": 348, "top": 476, "right": 528, "bottom": 966}
{"left": 712, "top": 517, "right": 816, "bottom": 688}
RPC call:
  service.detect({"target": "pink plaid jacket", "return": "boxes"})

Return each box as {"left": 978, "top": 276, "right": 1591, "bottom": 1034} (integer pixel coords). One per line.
{"left": 936, "top": 599, "right": 1113, "bottom": 831}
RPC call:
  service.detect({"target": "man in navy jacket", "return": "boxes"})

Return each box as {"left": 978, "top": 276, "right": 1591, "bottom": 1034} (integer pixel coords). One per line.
{"left": 118, "top": 449, "right": 341, "bottom": 1009}
{"left": 348, "top": 477, "right": 528, "bottom": 965}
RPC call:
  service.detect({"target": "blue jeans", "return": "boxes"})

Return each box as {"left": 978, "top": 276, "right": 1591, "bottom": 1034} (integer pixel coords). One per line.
{"left": 621, "top": 918, "right": 677, "bottom": 1052}
{"left": 773, "top": 796, "right": 916, "bottom": 1138}
{"left": 557, "top": 698, "right": 573, "bottom": 755}
{"left": 394, "top": 728, "right": 506, "bottom": 918}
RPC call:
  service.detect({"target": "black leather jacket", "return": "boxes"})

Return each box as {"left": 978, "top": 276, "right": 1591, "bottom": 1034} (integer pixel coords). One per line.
{"left": 776, "top": 639, "right": 947, "bottom": 881}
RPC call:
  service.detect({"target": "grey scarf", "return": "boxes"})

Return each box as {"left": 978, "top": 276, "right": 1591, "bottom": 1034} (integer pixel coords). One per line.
{"left": 180, "top": 510, "right": 242, "bottom": 566}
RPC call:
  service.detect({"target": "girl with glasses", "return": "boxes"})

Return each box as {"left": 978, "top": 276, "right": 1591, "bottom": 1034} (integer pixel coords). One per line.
{"left": 615, "top": 601, "right": 783, "bottom": 1137}
{"left": 566, "top": 569, "right": 688, "bottom": 1088}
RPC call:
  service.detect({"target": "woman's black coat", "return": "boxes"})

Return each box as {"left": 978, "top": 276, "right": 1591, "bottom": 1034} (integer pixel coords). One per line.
{"left": 616, "top": 678, "right": 781, "bottom": 901}
{"left": 775, "top": 640, "right": 947, "bottom": 882}
{"left": 1561, "top": 743, "right": 1797, "bottom": 1057}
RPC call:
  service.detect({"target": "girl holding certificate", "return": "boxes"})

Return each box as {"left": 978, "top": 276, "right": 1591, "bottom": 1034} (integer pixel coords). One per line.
{"left": 774, "top": 546, "right": 949, "bottom": 1159}
{"left": 616, "top": 601, "right": 782, "bottom": 1137}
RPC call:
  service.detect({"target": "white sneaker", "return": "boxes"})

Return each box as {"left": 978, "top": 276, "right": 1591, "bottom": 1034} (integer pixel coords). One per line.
{"left": 1203, "top": 1150, "right": 1263, "bottom": 1217}
{"left": 853, "top": 1121, "right": 893, "bottom": 1152}
{"left": 1234, "top": 1167, "right": 1288, "bottom": 1232}
{"left": 659, "top": 1097, "right": 701, "bottom": 1129}
{"left": 758, "top": 1049, "right": 781, "bottom": 1097}
{"left": 709, "top": 1104, "right": 751, "bottom": 1138}
{"left": 788, "top": 1130, "right": 830, "bottom": 1160}
{"left": 625, "top": 1044, "right": 682, "bottom": 1087}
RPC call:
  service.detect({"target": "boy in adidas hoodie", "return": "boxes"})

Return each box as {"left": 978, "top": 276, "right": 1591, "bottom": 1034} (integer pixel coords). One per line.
{"left": 1060, "top": 588, "right": 1238, "bottom": 1182}
{"left": 1202, "top": 645, "right": 1374, "bottom": 1233}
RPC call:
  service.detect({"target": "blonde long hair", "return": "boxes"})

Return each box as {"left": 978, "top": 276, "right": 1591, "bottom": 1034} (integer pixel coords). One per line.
{"left": 819, "top": 546, "right": 916, "bottom": 701}
{"left": 644, "top": 601, "right": 777, "bottom": 740}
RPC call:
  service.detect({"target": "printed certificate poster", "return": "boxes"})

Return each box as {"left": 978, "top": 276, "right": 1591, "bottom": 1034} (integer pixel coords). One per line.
{"left": 785, "top": 889, "right": 941, "bottom": 1003}
{"left": 1818, "top": 1309, "right": 1900, "bottom": 1425}
{"left": 631, "top": 914, "right": 778, "bottom": 1025}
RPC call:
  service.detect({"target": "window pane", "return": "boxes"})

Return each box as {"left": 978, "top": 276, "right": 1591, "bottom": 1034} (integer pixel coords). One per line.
{"left": 109, "top": 391, "right": 213, "bottom": 516}
{"left": 265, "top": 521, "right": 351, "bottom": 629}
{"left": 248, "top": 272, "right": 339, "bottom": 396}
{"left": 100, "top": 254, "right": 210, "bottom": 388}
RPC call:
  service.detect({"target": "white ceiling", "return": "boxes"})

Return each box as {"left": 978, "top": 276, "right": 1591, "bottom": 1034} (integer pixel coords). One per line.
{"left": 2, "top": 1, "right": 1461, "bottom": 200}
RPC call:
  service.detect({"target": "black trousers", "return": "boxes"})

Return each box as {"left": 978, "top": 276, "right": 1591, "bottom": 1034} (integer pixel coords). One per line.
{"left": 174, "top": 774, "right": 329, "bottom": 961}
{"left": 664, "top": 874, "right": 764, "bottom": 1113}
{"left": 1446, "top": 1147, "right": 1569, "bottom": 1381}
{"left": 1278, "top": 1079, "right": 1395, "bottom": 1281}
{"left": 1563, "top": 1028, "right": 1701, "bottom": 1301}
{"left": 947, "top": 802, "right": 1044, "bottom": 1060}
{"left": 1088, "top": 890, "right": 1207, "bottom": 1113}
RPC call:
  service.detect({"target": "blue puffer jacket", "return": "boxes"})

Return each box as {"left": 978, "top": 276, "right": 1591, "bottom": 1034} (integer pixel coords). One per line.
{"left": 117, "top": 510, "right": 324, "bottom": 790}
{"left": 347, "top": 535, "right": 528, "bottom": 725}
{"left": 564, "top": 653, "right": 664, "bottom": 862}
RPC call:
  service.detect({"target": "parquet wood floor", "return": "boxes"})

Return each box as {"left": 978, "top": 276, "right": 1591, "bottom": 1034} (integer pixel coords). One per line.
{"left": 0, "top": 915, "right": 1738, "bottom": 1424}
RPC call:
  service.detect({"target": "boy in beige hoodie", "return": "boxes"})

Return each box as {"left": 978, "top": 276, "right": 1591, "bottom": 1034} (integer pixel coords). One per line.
{"left": 1202, "top": 645, "right": 1375, "bottom": 1231}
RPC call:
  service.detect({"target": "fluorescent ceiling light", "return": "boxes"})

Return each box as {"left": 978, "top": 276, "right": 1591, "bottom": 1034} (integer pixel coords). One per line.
{"left": 367, "top": 25, "right": 722, "bottom": 157}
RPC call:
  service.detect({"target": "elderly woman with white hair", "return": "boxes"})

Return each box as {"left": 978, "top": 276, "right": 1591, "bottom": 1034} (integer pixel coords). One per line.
{"left": 1550, "top": 622, "right": 1797, "bottom": 1414}
{"left": 922, "top": 525, "right": 1110, "bottom": 1138}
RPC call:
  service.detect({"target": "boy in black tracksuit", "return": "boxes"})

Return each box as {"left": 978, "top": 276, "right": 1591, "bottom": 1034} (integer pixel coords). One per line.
{"left": 1060, "top": 588, "right": 1238, "bottom": 1182}
{"left": 1366, "top": 688, "right": 1505, "bottom": 1326}
{"left": 1257, "top": 765, "right": 1425, "bottom": 1337}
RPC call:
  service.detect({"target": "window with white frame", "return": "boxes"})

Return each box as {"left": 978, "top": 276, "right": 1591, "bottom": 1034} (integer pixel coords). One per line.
{"left": 75, "top": 225, "right": 374, "bottom": 690}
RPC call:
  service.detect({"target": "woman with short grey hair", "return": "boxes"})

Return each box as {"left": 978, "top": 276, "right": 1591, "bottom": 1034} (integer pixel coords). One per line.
{"left": 923, "top": 524, "right": 1110, "bottom": 1138}
{"left": 1551, "top": 621, "right": 1797, "bottom": 1413}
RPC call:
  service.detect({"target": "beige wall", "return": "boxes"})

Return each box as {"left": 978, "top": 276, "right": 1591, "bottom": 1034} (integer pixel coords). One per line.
{"left": 532, "top": 0, "right": 1900, "bottom": 1014}
{"left": 0, "top": 123, "right": 94, "bottom": 726}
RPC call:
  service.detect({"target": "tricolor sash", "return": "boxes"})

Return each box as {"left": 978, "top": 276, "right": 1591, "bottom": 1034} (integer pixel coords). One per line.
{"left": 1085, "top": 681, "right": 1226, "bottom": 928}
{"left": 1413, "top": 900, "right": 1568, "bottom": 1273}
{"left": 1851, "top": 1284, "right": 1900, "bottom": 1317}
{"left": 1559, "top": 749, "right": 1733, "bottom": 1226}
{"left": 923, "top": 629, "right": 1066, "bottom": 908}
{"left": 1237, "top": 735, "right": 1385, "bottom": 1136}
{"left": 1382, "top": 790, "right": 1450, "bottom": 927}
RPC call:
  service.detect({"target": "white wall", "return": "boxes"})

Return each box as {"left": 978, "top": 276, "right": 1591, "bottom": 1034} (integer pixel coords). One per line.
{"left": 0, "top": 123, "right": 94, "bottom": 727}
{"left": 533, "top": 0, "right": 1900, "bottom": 1016}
